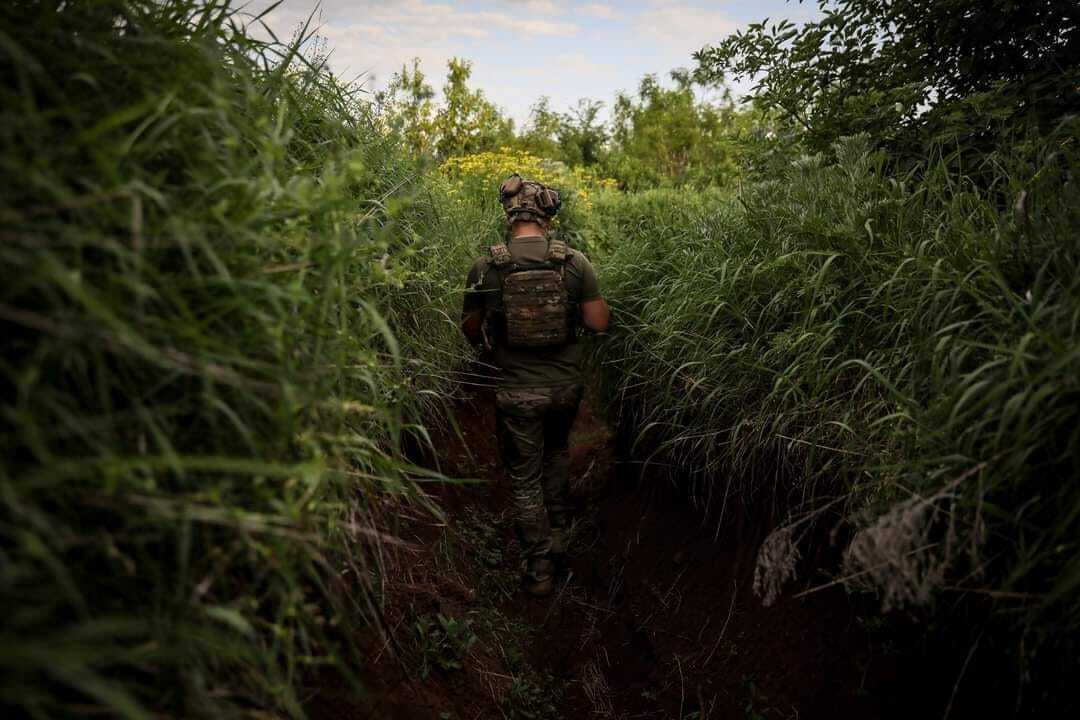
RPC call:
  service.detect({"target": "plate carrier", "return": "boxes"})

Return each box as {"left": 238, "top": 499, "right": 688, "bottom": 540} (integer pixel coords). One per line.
{"left": 488, "top": 239, "right": 572, "bottom": 349}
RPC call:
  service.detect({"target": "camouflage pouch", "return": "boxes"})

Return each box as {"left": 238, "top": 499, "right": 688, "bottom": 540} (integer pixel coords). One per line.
{"left": 491, "top": 240, "right": 572, "bottom": 348}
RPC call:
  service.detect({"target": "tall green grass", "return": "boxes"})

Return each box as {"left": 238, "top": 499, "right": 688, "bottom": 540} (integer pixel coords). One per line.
{"left": 594, "top": 131, "right": 1080, "bottom": 705}
{"left": 3, "top": 0, "right": 1076, "bottom": 713}
{"left": 0, "top": 1, "right": 478, "bottom": 716}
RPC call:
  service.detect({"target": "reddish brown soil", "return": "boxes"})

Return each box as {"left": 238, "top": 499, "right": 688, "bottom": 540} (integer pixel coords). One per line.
{"left": 306, "top": 389, "right": 984, "bottom": 719}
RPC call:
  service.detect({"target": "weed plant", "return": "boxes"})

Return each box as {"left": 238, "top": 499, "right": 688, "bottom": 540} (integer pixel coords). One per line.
{"left": 594, "top": 131, "right": 1080, "bottom": 707}
{"left": 0, "top": 1, "right": 478, "bottom": 716}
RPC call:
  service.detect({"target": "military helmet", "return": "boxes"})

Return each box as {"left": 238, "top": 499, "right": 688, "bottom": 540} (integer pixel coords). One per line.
{"left": 499, "top": 173, "right": 561, "bottom": 223}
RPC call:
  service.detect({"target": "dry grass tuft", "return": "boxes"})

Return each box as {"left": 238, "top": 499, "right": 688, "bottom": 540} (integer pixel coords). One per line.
{"left": 754, "top": 526, "right": 801, "bottom": 607}
{"left": 843, "top": 488, "right": 959, "bottom": 612}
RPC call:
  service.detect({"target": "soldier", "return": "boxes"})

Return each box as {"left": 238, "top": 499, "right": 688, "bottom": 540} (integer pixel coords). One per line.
{"left": 461, "top": 173, "right": 610, "bottom": 597}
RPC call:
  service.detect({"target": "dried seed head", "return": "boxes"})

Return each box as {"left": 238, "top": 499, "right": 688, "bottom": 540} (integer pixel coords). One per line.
{"left": 754, "top": 526, "right": 801, "bottom": 607}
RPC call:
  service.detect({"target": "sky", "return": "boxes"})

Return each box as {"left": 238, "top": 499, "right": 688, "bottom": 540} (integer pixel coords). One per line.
{"left": 245, "top": 0, "right": 822, "bottom": 125}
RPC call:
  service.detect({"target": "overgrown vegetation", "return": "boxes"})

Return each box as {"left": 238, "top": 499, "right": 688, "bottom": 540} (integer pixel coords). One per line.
{"left": 378, "top": 55, "right": 757, "bottom": 190}
{"left": 694, "top": 0, "right": 1080, "bottom": 160}
{"left": 0, "top": 1, "right": 478, "bottom": 716}
{"left": 595, "top": 131, "right": 1079, "bottom": 706}
{"left": 414, "top": 613, "right": 477, "bottom": 678}
{"left": 3, "top": 0, "right": 1078, "bottom": 716}
{"left": 593, "top": 0, "right": 1080, "bottom": 711}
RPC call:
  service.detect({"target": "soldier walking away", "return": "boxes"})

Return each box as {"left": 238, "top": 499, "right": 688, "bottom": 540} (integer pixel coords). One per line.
{"left": 461, "top": 173, "right": 610, "bottom": 597}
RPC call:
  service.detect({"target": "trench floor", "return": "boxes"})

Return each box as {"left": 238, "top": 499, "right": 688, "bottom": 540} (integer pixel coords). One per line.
{"left": 308, "top": 390, "right": 962, "bottom": 719}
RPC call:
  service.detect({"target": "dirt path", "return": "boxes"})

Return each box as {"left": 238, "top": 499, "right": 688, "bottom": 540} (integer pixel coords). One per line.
{"left": 309, "top": 390, "right": 947, "bottom": 719}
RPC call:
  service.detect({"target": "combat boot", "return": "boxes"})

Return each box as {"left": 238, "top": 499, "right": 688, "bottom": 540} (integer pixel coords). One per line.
{"left": 549, "top": 524, "right": 568, "bottom": 557}
{"left": 523, "top": 557, "right": 555, "bottom": 597}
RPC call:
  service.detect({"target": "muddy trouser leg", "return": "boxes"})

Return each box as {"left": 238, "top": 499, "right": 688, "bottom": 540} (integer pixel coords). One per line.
{"left": 542, "top": 384, "right": 584, "bottom": 552}
{"left": 495, "top": 389, "right": 554, "bottom": 582}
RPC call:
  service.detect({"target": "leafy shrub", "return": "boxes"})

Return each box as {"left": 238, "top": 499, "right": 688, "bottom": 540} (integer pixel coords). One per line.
{"left": 503, "top": 671, "right": 564, "bottom": 720}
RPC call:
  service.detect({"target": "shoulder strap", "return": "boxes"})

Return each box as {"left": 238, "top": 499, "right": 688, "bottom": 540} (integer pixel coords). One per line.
{"left": 546, "top": 239, "right": 569, "bottom": 264}
{"left": 489, "top": 243, "right": 512, "bottom": 268}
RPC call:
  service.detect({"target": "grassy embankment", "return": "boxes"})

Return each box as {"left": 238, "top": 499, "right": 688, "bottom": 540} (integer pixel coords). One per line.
{"left": 0, "top": 2, "right": 489, "bottom": 716}
{"left": 588, "top": 132, "right": 1079, "bottom": 706}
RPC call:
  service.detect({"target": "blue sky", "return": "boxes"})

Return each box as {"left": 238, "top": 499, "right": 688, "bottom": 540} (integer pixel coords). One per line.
{"left": 248, "top": 1, "right": 822, "bottom": 125}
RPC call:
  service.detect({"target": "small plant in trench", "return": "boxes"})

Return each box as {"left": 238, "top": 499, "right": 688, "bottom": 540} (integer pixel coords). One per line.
{"left": 742, "top": 677, "right": 771, "bottom": 720}
{"left": 502, "top": 670, "right": 565, "bottom": 720}
{"left": 456, "top": 509, "right": 520, "bottom": 600}
{"left": 414, "top": 613, "right": 478, "bottom": 678}
{"left": 458, "top": 508, "right": 506, "bottom": 568}
{"left": 473, "top": 606, "right": 531, "bottom": 671}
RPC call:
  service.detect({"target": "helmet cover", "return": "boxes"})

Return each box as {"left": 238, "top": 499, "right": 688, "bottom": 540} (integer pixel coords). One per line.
{"left": 499, "top": 173, "right": 561, "bottom": 222}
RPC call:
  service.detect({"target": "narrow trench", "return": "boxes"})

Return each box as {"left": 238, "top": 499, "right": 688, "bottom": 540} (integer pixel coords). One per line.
{"left": 310, "top": 387, "right": 972, "bottom": 720}
{"left": 501, "top": 391, "right": 893, "bottom": 719}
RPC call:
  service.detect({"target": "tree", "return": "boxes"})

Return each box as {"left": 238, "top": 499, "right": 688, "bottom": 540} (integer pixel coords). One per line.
{"left": 557, "top": 99, "right": 607, "bottom": 168}
{"left": 605, "top": 70, "right": 746, "bottom": 190}
{"left": 694, "top": 0, "right": 1080, "bottom": 156}
{"left": 519, "top": 97, "right": 607, "bottom": 168}
{"left": 434, "top": 58, "right": 514, "bottom": 159}
{"left": 379, "top": 58, "right": 437, "bottom": 157}
{"left": 519, "top": 96, "right": 562, "bottom": 159}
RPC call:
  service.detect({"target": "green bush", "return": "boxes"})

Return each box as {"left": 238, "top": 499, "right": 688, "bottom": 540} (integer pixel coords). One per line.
{"left": 0, "top": 1, "right": 475, "bottom": 716}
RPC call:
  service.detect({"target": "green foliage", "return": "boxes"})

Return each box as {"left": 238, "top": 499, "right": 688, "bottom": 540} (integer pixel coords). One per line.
{"left": 694, "top": 0, "right": 1080, "bottom": 158}
{"left": 594, "top": 129, "right": 1080, "bottom": 708}
{"left": 0, "top": 1, "right": 476, "bottom": 716}
{"left": 4, "top": 0, "right": 1077, "bottom": 715}
{"left": 741, "top": 677, "right": 770, "bottom": 720}
{"left": 457, "top": 508, "right": 505, "bottom": 569}
{"left": 379, "top": 57, "right": 515, "bottom": 162}
{"left": 438, "top": 147, "right": 616, "bottom": 258}
{"left": 380, "top": 58, "right": 438, "bottom": 158}
{"left": 382, "top": 57, "right": 756, "bottom": 192}
{"left": 518, "top": 96, "right": 564, "bottom": 160}
{"left": 605, "top": 70, "right": 751, "bottom": 190}
{"left": 503, "top": 671, "right": 564, "bottom": 719}
{"left": 520, "top": 97, "right": 609, "bottom": 169}
{"left": 413, "top": 613, "right": 478, "bottom": 678}
{"left": 435, "top": 58, "right": 516, "bottom": 160}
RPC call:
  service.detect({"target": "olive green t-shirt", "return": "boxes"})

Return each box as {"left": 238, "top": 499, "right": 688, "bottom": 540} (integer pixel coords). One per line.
{"left": 463, "top": 235, "right": 602, "bottom": 388}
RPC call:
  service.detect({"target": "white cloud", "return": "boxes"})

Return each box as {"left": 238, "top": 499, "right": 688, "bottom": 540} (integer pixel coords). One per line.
{"left": 552, "top": 52, "right": 617, "bottom": 81}
{"left": 250, "top": 0, "right": 580, "bottom": 100}
{"left": 498, "top": 17, "right": 580, "bottom": 35}
{"left": 503, "top": 0, "right": 564, "bottom": 15}
{"left": 633, "top": 4, "right": 738, "bottom": 54}
{"left": 240, "top": 0, "right": 802, "bottom": 122}
{"left": 580, "top": 3, "right": 616, "bottom": 20}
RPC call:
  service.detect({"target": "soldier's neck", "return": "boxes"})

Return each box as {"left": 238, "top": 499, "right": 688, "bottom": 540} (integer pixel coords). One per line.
{"left": 511, "top": 222, "right": 547, "bottom": 239}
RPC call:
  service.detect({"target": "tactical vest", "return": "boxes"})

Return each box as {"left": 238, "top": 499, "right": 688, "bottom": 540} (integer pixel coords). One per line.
{"left": 488, "top": 239, "right": 573, "bottom": 349}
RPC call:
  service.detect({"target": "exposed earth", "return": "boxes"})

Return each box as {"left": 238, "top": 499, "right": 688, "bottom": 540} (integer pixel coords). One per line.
{"left": 307, "top": 388, "right": 1001, "bottom": 720}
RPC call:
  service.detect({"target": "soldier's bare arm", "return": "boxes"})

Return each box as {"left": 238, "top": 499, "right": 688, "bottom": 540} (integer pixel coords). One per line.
{"left": 577, "top": 253, "right": 608, "bottom": 332}
{"left": 582, "top": 297, "right": 610, "bottom": 332}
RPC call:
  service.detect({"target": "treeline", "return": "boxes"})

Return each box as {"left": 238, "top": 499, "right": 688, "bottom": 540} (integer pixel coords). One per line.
{"left": 376, "top": 57, "right": 753, "bottom": 190}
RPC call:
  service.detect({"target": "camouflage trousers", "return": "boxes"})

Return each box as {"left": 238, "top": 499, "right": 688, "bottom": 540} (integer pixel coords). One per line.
{"left": 495, "top": 384, "right": 583, "bottom": 581}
